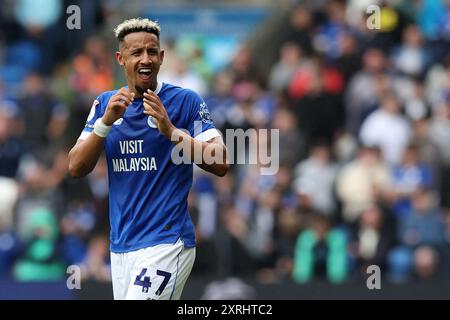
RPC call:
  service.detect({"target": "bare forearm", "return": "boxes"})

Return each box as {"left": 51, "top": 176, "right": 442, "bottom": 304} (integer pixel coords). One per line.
{"left": 171, "top": 129, "right": 229, "bottom": 177}
{"left": 68, "top": 133, "right": 105, "bottom": 178}
{"left": 195, "top": 141, "right": 229, "bottom": 177}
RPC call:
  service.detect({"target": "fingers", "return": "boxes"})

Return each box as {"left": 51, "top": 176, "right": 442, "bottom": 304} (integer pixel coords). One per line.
{"left": 143, "top": 101, "right": 159, "bottom": 117}
{"left": 111, "top": 88, "right": 134, "bottom": 109}
{"left": 115, "top": 94, "right": 132, "bottom": 107}
{"left": 143, "top": 90, "right": 162, "bottom": 108}
{"left": 118, "top": 87, "right": 135, "bottom": 100}
{"left": 116, "top": 88, "right": 135, "bottom": 106}
{"left": 143, "top": 90, "right": 164, "bottom": 116}
{"left": 143, "top": 97, "right": 159, "bottom": 109}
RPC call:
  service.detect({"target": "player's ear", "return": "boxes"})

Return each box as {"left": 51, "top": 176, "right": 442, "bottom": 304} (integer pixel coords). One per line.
{"left": 159, "top": 49, "right": 164, "bottom": 65}
{"left": 116, "top": 51, "right": 124, "bottom": 66}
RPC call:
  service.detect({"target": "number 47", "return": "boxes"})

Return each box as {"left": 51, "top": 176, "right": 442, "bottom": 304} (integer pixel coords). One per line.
{"left": 134, "top": 268, "right": 172, "bottom": 295}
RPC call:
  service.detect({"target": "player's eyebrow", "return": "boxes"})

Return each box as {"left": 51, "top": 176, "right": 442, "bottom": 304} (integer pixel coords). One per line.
{"left": 128, "top": 45, "right": 159, "bottom": 52}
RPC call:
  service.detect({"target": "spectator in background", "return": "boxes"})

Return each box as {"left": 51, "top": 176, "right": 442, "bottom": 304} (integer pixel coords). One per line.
{"left": 18, "top": 72, "right": 68, "bottom": 162}
{"left": 69, "top": 36, "right": 114, "bottom": 101}
{"left": 412, "top": 0, "right": 448, "bottom": 41}
{"left": 399, "top": 189, "right": 445, "bottom": 249}
{"left": 345, "top": 48, "right": 389, "bottom": 135}
{"left": 83, "top": 155, "right": 109, "bottom": 235}
{"left": 313, "top": 0, "right": 353, "bottom": 61}
{"left": 60, "top": 153, "right": 110, "bottom": 281}
{"left": 391, "top": 144, "right": 434, "bottom": 217}
{"left": 430, "top": 100, "right": 450, "bottom": 166}
{"left": 247, "top": 167, "right": 300, "bottom": 284}
{"left": 20, "top": 147, "right": 69, "bottom": 203}
{"left": 223, "top": 81, "right": 270, "bottom": 133}
{"left": 293, "top": 213, "right": 347, "bottom": 284}
{"left": 204, "top": 70, "right": 235, "bottom": 130}
{"left": 60, "top": 202, "right": 95, "bottom": 265}
{"left": 0, "top": 104, "right": 27, "bottom": 179}
{"left": 14, "top": 0, "right": 61, "bottom": 32}
{"left": 359, "top": 91, "right": 412, "bottom": 165}
{"left": 411, "top": 117, "right": 442, "bottom": 171}
{"left": 0, "top": 209, "right": 21, "bottom": 279}
{"left": 191, "top": 166, "right": 218, "bottom": 241}
{"left": 228, "top": 45, "right": 262, "bottom": 86}
{"left": 442, "top": 208, "right": 450, "bottom": 273}
{"left": 0, "top": 100, "right": 26, "bottom": 278}
{"left": 0, "top": 111, "right": 22, "bottom": 278}
{"left": 288, "top": 54, "right": 344, "bottom": 100}
{"left": 67, "top": 36, "right": 115, "bottom": 147}
{"left": 289, "top": 55, "right": 345, "bottom": 147}
{"left": 270, "top": 206, "right": 303, "bottom": 282}
{"left": 391, "top": 24, "right": 431, "bottom": 78}
{"left": 333, "top": 130, "right": 359, "bottom": 164}
{"left": 14, "top": 0, "right": 63, "bottom": 74}
{"left": 247, "top": 188, "right": 280, "bottom": 279}
{"left": 82, "top": 234, "right": 111, "bottom": 282}
{"left": 272, "top": 106, "right": 304, "bottom": 166}
{"left": 234, "top": 162, "right": 277, "bottom": 222}
{"left": 0, "top": 79, "right": 20, "bottom": 114}
{"left": 280, "top": 4, "right": 314, "bottom": 57}
{"left": 293, "top": 142, "right": 337, "bottom": 216}
{"left": 389, "top": 188, "right": 446, "bottom": 282}
{"left": 348, "top": 204, "right": 395, "bottom": 277}
{"left": 189, "top": 46, "right": 214, "bottom": 85}
{"left": 0, "top": 105, "right": 25, "bottom": 279}
{"left": 269, "top": 42, "right": 303, "bottom": 93}
{"left": 224, "top": 162, "right": 290, "bottom": 280}
{"left": 336, "top": 145, "right": 392, "bottom": 224}
{"left": 159, "top": 56, "right": 207, "bottom": 96}
{"left": 428, "top": 100, "right": 450, "bottom": 208}
{"left": 401, "top": 78, "right": 431, "bottom": 123}
{"left": 425, "top": 54, "right": 450, "bottom": 108}
{"left": 13, "top": 207, "right": 66, "bottom": 281}
{"left": 335, "top": 31, "right": 361, "bottom": 85}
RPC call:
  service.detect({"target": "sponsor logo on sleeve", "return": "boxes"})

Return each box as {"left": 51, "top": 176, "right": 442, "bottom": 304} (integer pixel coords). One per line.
{"left": 87, "top": 99, "right": 100, "bottom": 122}
{"left": 199, "top": 102, "right": 212, "bottom": 124}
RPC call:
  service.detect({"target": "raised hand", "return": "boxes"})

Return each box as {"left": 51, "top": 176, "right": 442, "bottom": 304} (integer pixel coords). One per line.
{"left": 143, "top": 89, "right": 175, "bottom": 139}
{"left": 102, "top": 87, "right": 135, "bottom": 125}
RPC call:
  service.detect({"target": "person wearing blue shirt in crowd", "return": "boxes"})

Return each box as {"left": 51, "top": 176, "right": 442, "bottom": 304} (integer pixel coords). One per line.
{"left": 68, "top": 18, "right": 228, "bottom": 300}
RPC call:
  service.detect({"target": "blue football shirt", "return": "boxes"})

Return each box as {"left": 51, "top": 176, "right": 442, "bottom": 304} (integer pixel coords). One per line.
{"left": 79, "top": 82, "right": 219, "bottom": 253}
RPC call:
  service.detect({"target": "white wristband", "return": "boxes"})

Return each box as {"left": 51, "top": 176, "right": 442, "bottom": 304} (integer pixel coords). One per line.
{"left": 93, "top": 118, "right": 112, "bottom": 138}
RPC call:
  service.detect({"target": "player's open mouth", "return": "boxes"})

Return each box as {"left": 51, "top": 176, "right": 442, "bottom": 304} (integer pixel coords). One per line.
{"left": 138, "top": 68, "right": 152, "bottom": 81}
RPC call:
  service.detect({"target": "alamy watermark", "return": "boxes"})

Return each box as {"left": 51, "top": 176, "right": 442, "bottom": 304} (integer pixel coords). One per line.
{"left": 366, "top": 265, "right": 381, "bottom": 290}
{"left": 66, "top": 5, "right": 81, "bottom": 30}
{"left": 67, "top": 265, "right": 81, "bottom": 290}
{"left": 366, "top": 5, "right": 381, "bottom": 30}
{"left": 170, "top": 121, "right": 280, "bottom": 175}
{"left": 65, "top": 4, "right": 382, "bottom": 31}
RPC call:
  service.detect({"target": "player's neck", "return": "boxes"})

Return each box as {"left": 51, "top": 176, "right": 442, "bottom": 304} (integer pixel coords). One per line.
{"left": 132, "top": 81, "right": 158, "bottom": 98}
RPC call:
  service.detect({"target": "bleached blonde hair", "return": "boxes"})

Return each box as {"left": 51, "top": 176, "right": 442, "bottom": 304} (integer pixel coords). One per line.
{"left": 114, "top": 18, "right": 161, "bottom": 42}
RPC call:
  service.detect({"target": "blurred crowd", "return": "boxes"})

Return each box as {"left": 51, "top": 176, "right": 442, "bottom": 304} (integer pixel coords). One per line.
{"left": 1, "top": 0, "right": 450, "bottom": 288}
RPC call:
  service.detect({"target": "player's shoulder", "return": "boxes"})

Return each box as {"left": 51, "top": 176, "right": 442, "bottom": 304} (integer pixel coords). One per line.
{"left": 161, "top": 82, "right": 202, "bottom": 101}
{"left": 97, "top": 89, "right": 119, "bottom": 102}
{"left": 91, "top": 89, "right": 120, "bottom": 112}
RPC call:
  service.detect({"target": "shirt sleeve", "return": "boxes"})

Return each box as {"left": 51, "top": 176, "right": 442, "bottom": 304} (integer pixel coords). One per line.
{"left": 186, "top": 90, "right": 221, "bottom": 142}
{"left": 78, "top": 95, "right": 103, "bottom": 140}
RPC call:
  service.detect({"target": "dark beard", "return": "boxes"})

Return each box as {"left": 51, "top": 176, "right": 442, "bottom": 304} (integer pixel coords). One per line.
{"left": 135, "top": 85, "right": 148, "bottom": 95}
